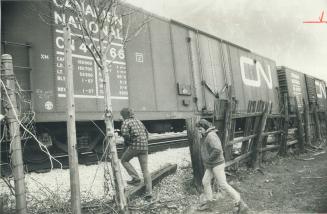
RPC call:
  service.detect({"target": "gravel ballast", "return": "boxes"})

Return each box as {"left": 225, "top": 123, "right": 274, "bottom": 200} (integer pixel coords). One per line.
{"left": 1, "top": 147, "right": 191, "bottom": 211}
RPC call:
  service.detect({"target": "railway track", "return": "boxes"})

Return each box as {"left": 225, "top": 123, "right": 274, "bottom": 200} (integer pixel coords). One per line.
{"left": 0, "top": 132, "right": 189, "bottom": 177}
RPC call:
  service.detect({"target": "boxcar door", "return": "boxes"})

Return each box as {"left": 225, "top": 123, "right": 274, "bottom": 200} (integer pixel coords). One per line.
{"left": 188, "top": 31, "right": 230, "bottom": 112}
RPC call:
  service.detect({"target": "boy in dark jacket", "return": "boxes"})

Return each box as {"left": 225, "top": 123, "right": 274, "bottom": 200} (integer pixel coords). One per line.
{"left": 120, "top": 108, "right": 152, "bottom": 200}
{"left": 196, "top": 119, "right": 248, "bottom": 213}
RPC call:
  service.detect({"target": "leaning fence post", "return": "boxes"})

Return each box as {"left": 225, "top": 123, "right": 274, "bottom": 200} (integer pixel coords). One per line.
{"left": 0, "top": 0, "right": 2, "bottom": 182}
{"left": 223, "top": 87, "right": 233, "bottom": 161}
{"left": 294, "top": 99, "right": 304, "bottom": 152}
{"left": 279, "top": 94, "right": 288, "bottom": 156}
{"left": 251, "top": 102, "right": 269, "bottom": 169}
{"left": 313, "top": 105, "right": 322, "bottom": 141}
{"left": 0, "top": 52, "right": 2, "bottom": 180}
{"left": 186, "top": 116, "right": 203, "bottom": 192}
{"left": 241, "top": 101, "right": 256, "bottom": 154}
{"left": 303, "top": 99, "right": 311, "bottom": 146}
{"left": 64, "top": 26, "right": 82, "bottom": 214}
{"left": 1, "top": 54, "right": 27, "bottom": 214}
{"left": 0, "top": 53, "right": 2, "bottom": 213}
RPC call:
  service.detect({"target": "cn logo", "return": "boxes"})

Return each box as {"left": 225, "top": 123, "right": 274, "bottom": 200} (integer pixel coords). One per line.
{"left": 315, "top": 81, "right": 326, "bottom": 98}
{"left": 240, "top": 56, "right": 273, "bottom": 89}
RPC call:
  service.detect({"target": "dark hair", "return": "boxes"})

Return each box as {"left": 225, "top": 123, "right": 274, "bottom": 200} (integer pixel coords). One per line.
{"left": 120, "top": 108, "right": 135, "bottom": 119}
{"left": 195, "top": 119, "right": 212, "bottom": 130}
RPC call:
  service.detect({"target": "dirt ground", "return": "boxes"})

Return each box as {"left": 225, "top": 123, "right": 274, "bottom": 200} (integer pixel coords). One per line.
{"left": 235, "top": 149, "right": 327, "bottom": 214}
{"left": 129, "top": 145, "right": 327, "bottom": 214}
{"left": 2, "top": 146, "right": 327, "bottom": 213}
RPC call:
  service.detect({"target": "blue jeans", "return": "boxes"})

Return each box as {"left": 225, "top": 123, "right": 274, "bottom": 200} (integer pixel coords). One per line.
{"left": 121, "top": 147, "right": 152, "bottom": 195}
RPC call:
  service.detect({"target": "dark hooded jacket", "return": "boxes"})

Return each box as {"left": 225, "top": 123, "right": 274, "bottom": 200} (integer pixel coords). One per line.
{"left": 200, "top": 127, "right": 225, "bottom": 169}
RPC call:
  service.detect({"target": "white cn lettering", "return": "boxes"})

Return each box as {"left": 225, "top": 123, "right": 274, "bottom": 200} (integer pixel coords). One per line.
{"left": 240, "top": 56, "right": 273, "bottom": 89}
{"left": 315, "top": 81, "right": 326, "bottom": 98}
{"left": 56, "top": 36, "right": 64, "bottom": 49}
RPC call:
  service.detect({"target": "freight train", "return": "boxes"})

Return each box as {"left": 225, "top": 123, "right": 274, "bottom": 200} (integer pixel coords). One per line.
{"left": 1, "top": 1, "right": 327, "bottom": 162}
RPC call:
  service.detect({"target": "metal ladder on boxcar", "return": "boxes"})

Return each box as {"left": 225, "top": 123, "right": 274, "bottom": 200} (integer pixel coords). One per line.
{"left": 1, "top": 41, "right": 35, "bottom": 176}
{"left": 2, "top": 41, "right": 34, "bottom": 126}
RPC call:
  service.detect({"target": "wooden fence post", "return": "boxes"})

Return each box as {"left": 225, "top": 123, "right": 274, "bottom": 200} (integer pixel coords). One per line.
{"left": 294, "top": 99, "right": 304, "bottom": 152}
{"left": 0, "top": 52, "right": 2, "bottom": 180}
{"left": 64, "top": 26, "right": 81, "bottom": 214}
{"left": 186, "top": 116, "right": 203, "bottom": 192}
{"left": 313, "top": 105, "right": 322, "bottom": 141}
{"left": 1, "top": 54, "right": 27, "bottom": 214}
{"left": 0, "top": 0, "right": 2, "bottom": 183}
{"left": 251, "top": 102, "right": 269, "bottom": 169}
{"left": 241, "top": 101, "right": 256, "bottom": 154}
{"left": 100, "top": 33, "right": 127, "bottom": 212}
{"left": 0, "top": 54, "right": 2, "bottom": 214}
{"left": 303, "top": 100, "right": 311, "bottom": 146}
{"left": 279, "top": 94, "right": 289, "bottom": 156}
{"left": 260, "top": 102, "right": 272, "bottom": 161}
{"left": 249, "top": 101, "right": 264, "bottom": 151}
{"left": 0, "top": 0, "right": 2, "bottom": 181}
{"left": 223, "top": 88, "right": 233, "bottom": 161}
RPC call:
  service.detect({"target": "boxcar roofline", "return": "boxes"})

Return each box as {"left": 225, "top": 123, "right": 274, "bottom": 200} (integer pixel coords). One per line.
{"left": 123, "top": 2, "right": 252, "bottom": 55}
{"left": 170, "top": 19, "right": 251, "bottom": 53}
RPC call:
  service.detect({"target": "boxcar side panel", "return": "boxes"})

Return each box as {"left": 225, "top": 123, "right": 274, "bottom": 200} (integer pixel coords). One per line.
{"left": 228, "top": 46, "right": 252, "bottom": 112}
{"left": 315, "top": 79, "right": 327, "bottom": 110}
{"left": 228, "top": 45, "right": 279, "bottom": 113}
{"left": 305, "top": 74, "right": 327, "bottom": 111}
{"left": 3, "top": 2, "right": 132, "bottom": 122}
{"left": 2, "top": 2, "right": 56, "bottom": 117}
{"left": 149, "top": 18, "right": 178, "bottom": 111}
{"left": 282, "top": 67, "right": 308, "bottom": 112}
{"left": 256, "top": 54, "right": 279, "bottom": 112}
{"left": 52, "top": 3, "right": 128, "bottom": 115}
{"left": 170, "top": 23, "right": 193, "bottom": 112}
{"left": 125, "top": 21, "right": 157, "bottom": 112}
{"left": 196, "top": 33, "right": 227, "bottom": 111}
{"left": 188, "top": 30, "right": 204, "bottom": 111}
{"left": 305, "top": 75, "right": 317, "bottom": 107}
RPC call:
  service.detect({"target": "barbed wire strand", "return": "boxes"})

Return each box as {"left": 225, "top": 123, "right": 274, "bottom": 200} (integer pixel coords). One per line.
{"left": 0, "top": 78, "right": 62, "bottom": 170}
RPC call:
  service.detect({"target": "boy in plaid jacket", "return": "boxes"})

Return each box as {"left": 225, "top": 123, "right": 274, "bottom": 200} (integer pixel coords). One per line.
{"left": 120, "top": 108, "right": 152, "bottom": 200}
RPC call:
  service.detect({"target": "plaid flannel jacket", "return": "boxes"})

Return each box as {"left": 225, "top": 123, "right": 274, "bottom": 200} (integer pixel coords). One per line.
{"left": 121, "top": 118, "right": 148, "bottom": 151}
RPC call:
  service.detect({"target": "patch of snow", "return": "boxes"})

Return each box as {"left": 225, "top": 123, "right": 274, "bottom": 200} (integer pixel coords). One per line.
{"left": 0, "top": 147, "right": 191, "bottom": 205}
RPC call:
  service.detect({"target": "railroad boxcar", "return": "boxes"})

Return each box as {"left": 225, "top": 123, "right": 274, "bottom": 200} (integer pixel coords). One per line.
{"left": 277, "top": 66, "right": 327, "bottom": 139}
{"left": 304, "top": 74, "right": 327, "bottom": 111}
{"left": 277, "top": 66, "right": 309, "bottom": 113}
{"left": 176, "top": 20, "right": 280, "bottom": 114}
{"left": 1, "top": 1, "right": 280, "bottom": 151}
{"left": 277, "top": 66, "right": 327, "bottom": 112}
{"left": 305, "top": 74, "right": 327, "bottom": 139}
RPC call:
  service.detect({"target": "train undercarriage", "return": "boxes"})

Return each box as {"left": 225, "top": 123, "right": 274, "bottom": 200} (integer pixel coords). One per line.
{"left": 0, "top": 119, "right": 188, "bottom": 176}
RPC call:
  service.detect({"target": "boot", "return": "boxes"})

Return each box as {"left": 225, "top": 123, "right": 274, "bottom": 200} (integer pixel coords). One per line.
{"left": 127, "top": 178, "right": 141, "bottom": 185}
{"left": 144, "top": 193, "right": 153, "bottom": 202}
{"left": 197, "top": 201, "right": 213, "bottom": 211}
{"left": 233, "top": 199, "right": 249, "bottom": 214}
